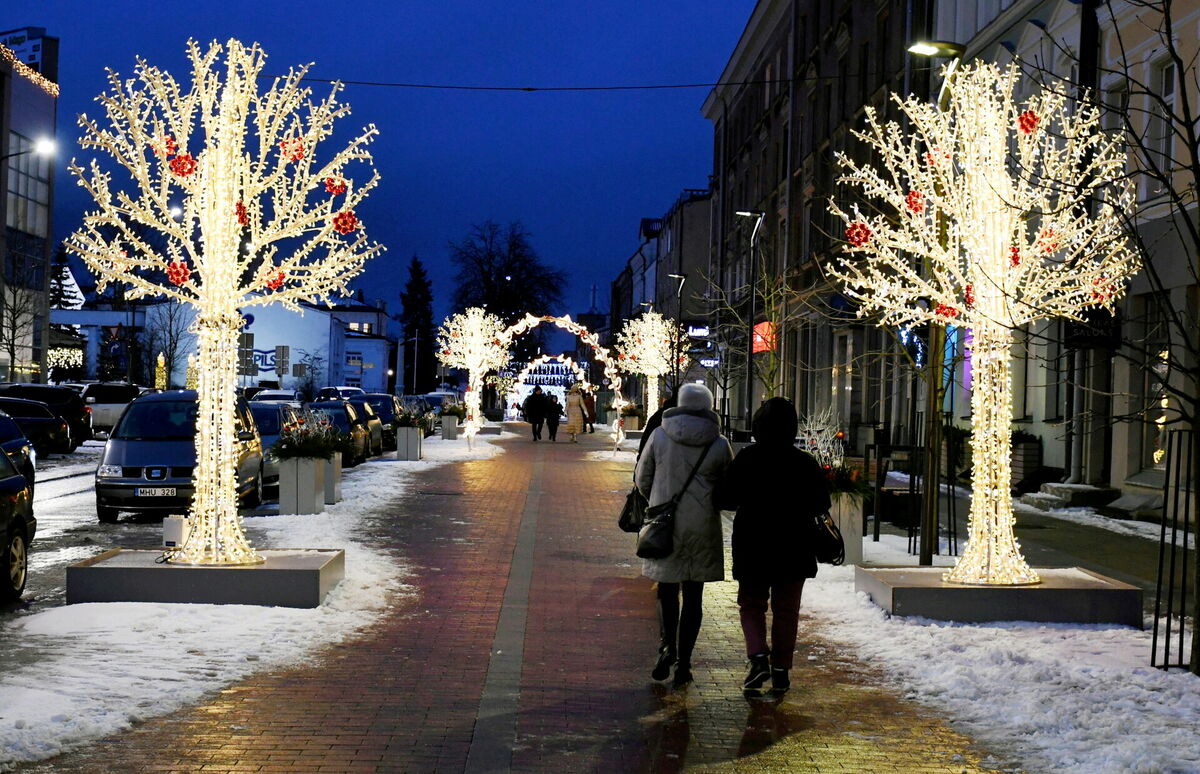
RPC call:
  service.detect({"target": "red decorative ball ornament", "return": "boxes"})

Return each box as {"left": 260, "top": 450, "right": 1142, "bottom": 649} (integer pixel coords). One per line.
{"left": 333, "top": 211, "right": 359, "bottom": 235}
{"left": 236, "top": 200, "right": 249, "bottom": 226}
{"left": 1017, "top": 110, "right": 1040, "bottom": 135}
{"left": 1090, "top": 275, "right": 1115, "bottom": 304}
{"left": 1010, "top": 246, "right": 1022, "bottom": 267}
{"left": 169, "top": 154, "right": 197, "bottom": 177}
{"left": 324, "top": 177, "right": 347, "bottom": 195}
{"left": 934, "top": 303, "right": 960, "bottom": 319}
{"left": 905, "top": 190, "right": 925, "bottom": 215}
{"left": 845, "top": 221, "right": 872, "bottom": 247}
{"left": 279, "top": 137, "right": 305, "bottom": 162}
{"left": 166, "top": 260, "right": 191, "bottom": 286}
{"left": 964, "top": 283, "right": 975, "bottom": 309}
{"left": 265, "top": 271, "right": 285, "bottom": 290}
{"left": 1036, "top": 227, "right": 1058, "bottom": 253}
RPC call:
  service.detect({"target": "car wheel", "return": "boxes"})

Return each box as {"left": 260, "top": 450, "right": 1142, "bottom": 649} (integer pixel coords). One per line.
{"left": 244, "top": 469, "right": 264, "bottom": 508}
{"left": 97, "top": 503, "right": 120, "bottom": 523}
{"left": 1, "top": 529, "right": 28, "bottom": 602}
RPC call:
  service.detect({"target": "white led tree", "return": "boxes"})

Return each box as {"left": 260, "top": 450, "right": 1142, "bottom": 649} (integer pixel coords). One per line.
{"left": 436, "top": 307, "right": 510, "bottom": 442}
{"left": 615, "top": 310, "right": 688, "bottom": 417}
{"left": 829, "top": 62, "right": 1137, "bottom": 585}
{"left": 67, "top": 39, "right": 383, "bottom": 565}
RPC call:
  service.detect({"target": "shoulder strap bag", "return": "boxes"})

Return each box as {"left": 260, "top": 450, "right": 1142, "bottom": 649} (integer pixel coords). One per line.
{"left": 636, "top": 440, "right": 716, "bottom": 559}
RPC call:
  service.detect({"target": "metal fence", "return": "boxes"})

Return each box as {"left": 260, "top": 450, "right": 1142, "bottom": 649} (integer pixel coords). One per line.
{"left": 1152, "top": 429, "right": 1195, "bottom": 670}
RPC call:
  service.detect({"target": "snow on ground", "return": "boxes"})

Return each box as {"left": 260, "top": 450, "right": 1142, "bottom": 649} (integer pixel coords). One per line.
{"left": 0, "top": 432, "right": 507, "bottom": 771}
{"left": 799, "top": 535, "right": 1200, "bottom": 774}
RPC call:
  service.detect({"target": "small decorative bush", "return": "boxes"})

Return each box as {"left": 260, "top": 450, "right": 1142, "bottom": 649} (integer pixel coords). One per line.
{"left": 272, "top": 409, "right": 353, "bottom": 460}
{"left": 824, "top": 464, "right": 872, "bottom": 498}
{"left": 441, "top": 402, "right": 467, "bottom": 421}
{"left": 394, "top": 407, "right": 432, "bottom": 431}
{"left": 619, "top": 403, "right": 642, "bottom": 418}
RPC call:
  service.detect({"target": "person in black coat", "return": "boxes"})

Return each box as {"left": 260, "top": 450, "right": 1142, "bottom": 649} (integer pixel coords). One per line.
{"left": 522, "top": 386, "right": 548, "bottom": 441}
{"left": 716, "top": 397, "right": 831, "bottom": 697}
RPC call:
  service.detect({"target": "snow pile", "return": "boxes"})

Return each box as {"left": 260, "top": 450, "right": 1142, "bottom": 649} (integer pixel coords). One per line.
{"left": 0, "top": 434, "right": 506, "bottom": 770}
{"left": 803, "top": 535, "right": 1200, "bottom": 774}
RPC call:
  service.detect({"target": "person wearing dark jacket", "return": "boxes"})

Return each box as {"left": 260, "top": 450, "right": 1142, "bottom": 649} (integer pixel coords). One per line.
{"left": 716, "top": 397, "right": 831, "bottom": 697}
{"left": 522, "top": 386, "right": 548, "bottom": 441}
{"left": 637, "top": 388, "right": 678, "bottom": 457}
{"left": 546, "top": 393, "right": 565, "bottom": 441}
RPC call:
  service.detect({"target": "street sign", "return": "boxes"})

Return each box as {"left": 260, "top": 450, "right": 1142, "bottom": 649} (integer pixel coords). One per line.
{"left": 292, "top": 363, "right": 307, "bottom": 378}
{"left": 275, "top": 345, "right": 290, "bottom": 376}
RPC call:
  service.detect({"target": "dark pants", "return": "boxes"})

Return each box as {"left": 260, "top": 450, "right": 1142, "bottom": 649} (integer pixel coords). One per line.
{"left": 530, "top": 418, "right": 544, "bottom": 440}
{"left": 737, "top": 579, "right": 804, "bottom": 670}
{"left": 547, "top": 418, "right": 559, "bottom": 441}
{"left": 657, "top": 581, "right": 704, "bottom": 666}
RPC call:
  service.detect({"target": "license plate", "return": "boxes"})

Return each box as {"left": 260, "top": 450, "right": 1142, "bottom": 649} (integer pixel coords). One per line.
{"left": 135, "top": 487, "right": 177, "bottom": 497}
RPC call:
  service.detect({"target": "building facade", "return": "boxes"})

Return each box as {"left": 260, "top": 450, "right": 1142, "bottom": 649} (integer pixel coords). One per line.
{"left": 0, "top": 28, "right": 59, "bottom": 382}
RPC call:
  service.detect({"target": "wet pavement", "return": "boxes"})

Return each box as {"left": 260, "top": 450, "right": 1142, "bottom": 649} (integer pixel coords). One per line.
{"left": 14, "top": 430, "right": 1011, "bottom": 773}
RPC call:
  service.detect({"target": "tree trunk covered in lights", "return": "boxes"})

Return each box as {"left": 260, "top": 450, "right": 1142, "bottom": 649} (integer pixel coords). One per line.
{"left": 646, "top": 378, "right": 660, "bottom": 419}
{"left": 944, "top": 323, "right": 1038, "bottom": 585}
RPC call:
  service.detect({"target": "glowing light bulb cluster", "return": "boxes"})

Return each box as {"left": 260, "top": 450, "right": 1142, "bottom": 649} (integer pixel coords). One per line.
{"left": 66, "top": 39, "right": 384, "bottom": 565}
{"left": 0, "top": 42, "right": 59, "bottom": 97}
{"left": 436, "top": 307, "right": 511, "bottom": 442}
{"left": 46, "top": 347, "right": 83, "bottom": 371}
{"left": 155, "top": 352, "right": 167, "bottom": 390}
{"left": 827, "top": 62, "right": 1138, "bottom": 586}
{"left": 513, "top": 354, "right": 591, "bottom": 392}
{"left": 615, "top": 310, "right": 688, "bottom": 418}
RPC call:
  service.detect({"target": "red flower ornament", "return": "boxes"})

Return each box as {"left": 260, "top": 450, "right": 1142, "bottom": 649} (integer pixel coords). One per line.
{"left": 332, "top": 211, "right": 359, "bottom": 235}
{"left": 236, "top": 200, "right": 249, "bottom": 226}
{"left": 964, "top": 283, "right": 975, "bottom": 309}
{"left": 154, "top": 134, "right": 177, "bottom": 158}
{"left": 905, "top": 190, "right": 925, "bottom": 215}
{"left": 1010, "top": 246, "right": 1022, "bottom": 267}
{"left": 1018, "top": 110, "right": 1040, "bottom": 135}
{"left": 934, "top": 303, "right": 960, "bottom": 319}
{"left": 265, "top": 271, "right": 285, "bottom": 290}
{"left": 845, "top": 221, "right": 872, "bottom": 247}
{"left": 169, "top": 154, "right": 197, "bottom": 177}
{"left": 279, "top": 137, "right": 305, "bottom": 162}
{"left": 324, "top": 177, "right": 347, "bottom": 195}
{"left": 924, "top": 147, "right": 951, "bottom": 167}
{"left": 1036, "top": 227, "right": 1058, "bottom": 253}
{"left": 166, "top": 260, "right": 191, "bottom": 286}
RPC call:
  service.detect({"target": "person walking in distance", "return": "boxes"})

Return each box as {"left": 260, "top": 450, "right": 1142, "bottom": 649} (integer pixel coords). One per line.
{"left": 522, "top": 386, "right": 548, "bottom": 441}
{"left": 635, "top": 383, "right": 733, "bottom": 687}
{"left": 546, "top": 393, "right": 564, "bottom": 442}
{"left": 716, "top": 397, "right": 830, "bottom": 697}
{"left": 582, "top": 388, "right": 597, "bottom": 433}
{"left": 564, "top": 384, "right": 586, "bottom": 443}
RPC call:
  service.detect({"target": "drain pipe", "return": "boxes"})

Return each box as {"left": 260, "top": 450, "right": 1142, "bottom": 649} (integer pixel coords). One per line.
{"left": 1066, "top": 349, "right": 1086, "bottom": 483}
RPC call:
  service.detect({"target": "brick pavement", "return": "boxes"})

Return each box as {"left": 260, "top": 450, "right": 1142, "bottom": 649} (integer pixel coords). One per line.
{"left": 19, "top": 431, "right": 1014, "bottom": 773}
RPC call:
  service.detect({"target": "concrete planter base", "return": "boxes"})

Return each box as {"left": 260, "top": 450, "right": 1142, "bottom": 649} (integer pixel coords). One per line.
{"left": 67, "top": 548, "right": 345, "bottom": 608}
{"left": 622, "top": 415, "right": 641, "bottom": 432}
{"left": 831, "top": 493, "right": 863, "bottom": 565}
{"left": 324, "top": 455, "right": 343, "bottom": 505}
{"left": 442, "top": 416, "right": 460, "bottom": 440}
{"left": 395, "top": 426, "right": 423, "bottom": 460}
{"left": 279, "top": 457, "right": 325, "bottom": 515}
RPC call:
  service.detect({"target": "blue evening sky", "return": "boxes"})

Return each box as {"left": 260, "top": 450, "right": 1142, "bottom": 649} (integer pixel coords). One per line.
{"left": 3, "top": 1, "right": 752, "bottom": 324}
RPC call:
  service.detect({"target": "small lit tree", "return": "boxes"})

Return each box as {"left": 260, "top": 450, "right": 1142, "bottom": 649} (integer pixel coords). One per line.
{"left": 616, "top": 310, "right": 687, "bottom": 416}
{"left": 436, "top": 307, "right": 509, "bottom": 442}
{"left": 829, "top": 62, "right": 1137, "bottom": 585}
{"left": 797, "top": 405, "right": 845, "bottom": 470}
{"left": 66, "top": 39, "right": 383, "bottom": 565}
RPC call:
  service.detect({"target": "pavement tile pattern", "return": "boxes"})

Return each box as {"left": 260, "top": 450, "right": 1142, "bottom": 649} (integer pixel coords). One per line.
{"left": 19, "top": 431, "right": 1013, "bottom": 773}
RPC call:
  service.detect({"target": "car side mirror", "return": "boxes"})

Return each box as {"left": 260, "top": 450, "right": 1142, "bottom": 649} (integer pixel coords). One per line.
{"left": 86, "top": 396, "right": 96, "bottom": 404}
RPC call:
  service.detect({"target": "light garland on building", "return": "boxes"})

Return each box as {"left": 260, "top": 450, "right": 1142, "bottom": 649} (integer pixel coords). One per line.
{"left": 615, "top": 310, "right": 688, "bottom": 419}
{"left": 66, "top": 39, "right": 384, "bottom": 566}
{"left": 828, "top": 62, "right": 1138, "bottom": 586}
{"left": 0, "top": 43, "right": 59, "bottom": 97}
{"left": 513, "top": 354, "right": 591, "bottom": 392}
{"left": 46, "top": 347, "right": 83, "bottom": 371}
{"left": 436, "top": 307, "right": 510, "bottom": 442}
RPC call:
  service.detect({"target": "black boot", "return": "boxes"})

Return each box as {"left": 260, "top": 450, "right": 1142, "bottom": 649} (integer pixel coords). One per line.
{"left": 771, "top": 668, "right": 790, "bottom": 696}
{"left": 743, "top": 654, "right": 771, "bottom": 693}
{"left": 651, "top": 645, "right": 676, "bottom": 681}
{"left": 672, "top": 662, "right": 694, "bottom": 687}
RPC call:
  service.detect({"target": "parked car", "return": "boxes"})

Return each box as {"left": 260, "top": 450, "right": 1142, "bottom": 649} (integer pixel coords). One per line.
{"left": 95, "top": 390, "right": 264, "bottom": 522}
{"left": 253, "top": 389, "right": 304, "bottom": 406}
{"left": 80, "top": 382, "right": 143, "bottom": 432}
{"left": 352, "top": 400, "right": 385, "bottom": 456}
{"left": 0, "top": 384, "right": 91, "bottom": 450}
{"left": 237, "top": 385, "right": 266, "bottom": 401}
{"left": 353, "top": 393, "right": 405, "bottom": 450}
{"left": 315, "top": 386, "right": 365, "bottom": 401}
{"left": 308, "top": 400, "right": 368, "bottom": 466}
{"left": 0, "top": 413, "right": 36, "bottom": 489}
{"left": 249, "top": 401, "right": 301, "bottom": 491}
{"left": 0, "top": 397, "right": 70, "bottom": 455}
{"left": 0, "top": 448, "right": 34, "bottom": 601}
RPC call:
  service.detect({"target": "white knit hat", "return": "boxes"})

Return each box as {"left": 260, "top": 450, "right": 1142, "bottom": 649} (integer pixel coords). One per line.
{"left": 676, "top": 383, "right": 714, "bottom": 412}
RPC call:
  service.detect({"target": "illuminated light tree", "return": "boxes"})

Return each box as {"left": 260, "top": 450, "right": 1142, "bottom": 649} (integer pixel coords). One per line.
{"left": 66, "top": 39, "right": 383, "bottom": 565}
{"left": 829, "top": 62, "right": 1137, "bottom": 586}
{"left": 436, "top": 307, "right": 510, "bottom": 442}
{"left": 616, "top": 310, "right": 688, "bottom": 417}
{"left": 796, "top": 405, "right": 846, "bottom": 470}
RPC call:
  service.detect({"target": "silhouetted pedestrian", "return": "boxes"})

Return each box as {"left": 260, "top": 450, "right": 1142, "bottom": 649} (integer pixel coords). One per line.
{"left": 546, "top": 393, "right": 564, "bottom": 441}
{"left": 522, "top": 386, "right": 548, "bottom": 441}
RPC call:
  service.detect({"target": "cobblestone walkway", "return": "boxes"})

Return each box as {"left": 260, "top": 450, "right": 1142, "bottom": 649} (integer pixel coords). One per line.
{"left": 20, "top": 431, "right": 1011, "bottom": 773}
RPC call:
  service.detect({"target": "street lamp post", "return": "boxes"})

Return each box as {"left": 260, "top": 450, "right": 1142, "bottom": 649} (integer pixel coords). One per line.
{"left": 908, "top": 39, "right": 965, "bottom": 567}
{"left": 668, "top": 272, "right": 687, "bottom": 390}
{"left": 735, "top": 209, "right": 765, "bottom": 429}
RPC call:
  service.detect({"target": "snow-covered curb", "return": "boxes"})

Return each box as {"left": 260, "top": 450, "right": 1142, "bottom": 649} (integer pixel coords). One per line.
{"left": 805, "top": 536, "right": 1200, "bottom": 774}
{"left": 0, "top": 432, "right": 506, "bottom": 770}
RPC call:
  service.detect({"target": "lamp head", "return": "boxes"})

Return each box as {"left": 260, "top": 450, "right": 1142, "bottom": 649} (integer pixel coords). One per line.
{"left": 33, "top": 137, "right": 56, "bottom": 156}
{"left": 908, "top": 40, "right": 966, "bottom": 58}
{"left": 734, "top": 210, "right": 765, "bottom": 218}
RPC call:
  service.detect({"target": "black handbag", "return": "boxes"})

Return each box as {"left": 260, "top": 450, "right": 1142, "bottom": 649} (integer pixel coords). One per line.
{"left": 618, "top": 487, "right": 648, "bottom": 533}
{"left": 636, "top": 441, "right": 715, "bottom": 560}
{"left": 813, "top": 511, "right": 846, "bottom": 566}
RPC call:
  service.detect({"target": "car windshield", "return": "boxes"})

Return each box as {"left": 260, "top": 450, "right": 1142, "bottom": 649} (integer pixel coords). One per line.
{"left": 312, "top": 406, "right": 350, "bottom": 432}
{"left": 366, "top": 398, "right": 395, "bottom": 421}
{"left": 113, "top": 400, "right": 198, "bottom": 440}
{"left": 0, "top": 401, "right": 49, "bottom": 418}
{"left": 83, "top": 384, "right": 142, "bottom": 403}
{"left": 250, "top": 406, "right": 282, "bottom": 434}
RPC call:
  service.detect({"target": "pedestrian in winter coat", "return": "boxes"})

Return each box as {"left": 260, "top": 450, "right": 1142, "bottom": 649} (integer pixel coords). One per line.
{"left": 582, "top": 390, "right": 597, "bottom": 433}
{"left": 564, "top": 385, "right": 586, "bottom": 442}
{"left": 634, "top": 383, "right": 733, "bottom": 687}
{"left": 545, "top": 394, "right": 564, "bottom": 441}
{"left": 522, "top": 386, "right": 548, "bottom": 441}
{"left": 715, "top": 397, "right": 831, "bottom": 697}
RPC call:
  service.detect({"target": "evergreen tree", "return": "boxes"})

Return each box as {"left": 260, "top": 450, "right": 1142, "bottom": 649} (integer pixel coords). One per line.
{"left": 399, "top": 255, "right": 436, "bottom": 394}
{"left": 48, "top": 245, "right": 84, "bottom": 310}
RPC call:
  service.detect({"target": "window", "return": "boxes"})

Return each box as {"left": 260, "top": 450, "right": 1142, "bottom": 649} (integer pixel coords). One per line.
{"left": 346, "top": 351, "right": 363, "bottom": 367}
{"left": 5, "top": 132, "right": 51, "bottom": 238}
{"left": 347, "top": 321, "right": 374, "bottom": 334}
{"left": 1146, "top": 60, "right": 1176, "bottom": 195}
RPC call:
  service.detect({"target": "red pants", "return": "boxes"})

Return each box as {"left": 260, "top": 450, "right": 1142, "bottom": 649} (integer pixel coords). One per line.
{"left": 737, "top": 579, "right": 805, "bottom": 670}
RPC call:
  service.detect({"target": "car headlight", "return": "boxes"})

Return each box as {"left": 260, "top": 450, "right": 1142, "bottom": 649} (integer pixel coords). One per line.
{"left": 97, "top": 464, "right": 122, "bottom": 478}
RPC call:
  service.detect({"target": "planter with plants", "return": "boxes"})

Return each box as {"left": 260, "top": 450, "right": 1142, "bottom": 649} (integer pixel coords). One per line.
{"left": 824, "top": 464, "right": 872, "bottom": 565}
{"left": 620, "top": 403, "right": 642, "bottom": 431}
{"left": 394, "top": 408, "right": 430, "bottom": 460}
{"left": 272, "top": 412, "right": 342, "bottom": 515}
{"left": 441, "top": 402, "right": 466, "bottom": 440}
